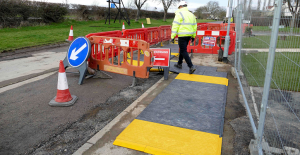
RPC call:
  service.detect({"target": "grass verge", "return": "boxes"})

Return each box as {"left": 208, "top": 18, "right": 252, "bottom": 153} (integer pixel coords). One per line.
{"left": 252, "top": 26, "right": 300, "bottom": 33}
{"left": 241, "top": 52, "right": 300, "bottom": 91}
{"left": 0, "top": 19, "right": 214, "bottom": 53}
{"left": 242, "top": 35, "right": 300, "bottom": 48}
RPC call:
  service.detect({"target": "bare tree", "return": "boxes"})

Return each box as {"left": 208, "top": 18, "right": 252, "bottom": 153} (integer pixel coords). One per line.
{"left": 134, "top": 0, "right": 148, "bottom": 21}
{"left": 217, "top": 7, "right": 227, "bottom": 20}
{"left": 244, "top": 0, "right": 248, "bottom": 11}
{"left": 248, "top": 0, "right": 252, "bottom": 11}
{"left": 257, "top": 0, "right": 261, "bottom": 10}
{"left": 127, "top": 0, "right": 137, "bottom": 9}
{"left": 143, "top": 3, "right": 149, "bottom": 10}
{"left": 267, "top": 0, "right": 271, "bottom": 7}
{"left": 262, "top": 0, "right": 267, "bottom": 10}
{"left": 206, "top": 1, "right": 221, "bottom": 20}
{"left": 287, "top": 0, "right": 300, "bottom": 33}
{"left": 160, "top": 0, "right": 180, "bottom": 21}
{"left": 194, "top": 6, "right": 209, "bottom": 19}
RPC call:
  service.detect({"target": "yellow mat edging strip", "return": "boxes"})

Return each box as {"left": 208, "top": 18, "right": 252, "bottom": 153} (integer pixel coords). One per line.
{"left": 113, "top": 139, "right": 146, "bottom": 152}
{"left": 176, "top": 73, "right": 228, "bottom": 86}
{"left": 171, "top": 53, "right": 179, "bottom": 56}
{"left": 114, "top": 119, "right": 222, "bottom": 155}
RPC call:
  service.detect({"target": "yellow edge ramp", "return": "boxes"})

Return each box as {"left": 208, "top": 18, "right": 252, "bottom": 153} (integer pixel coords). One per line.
{"left": 176, "top": 73, "right": 228, "bottom": 86}
{"left": 171, "top": 53, "right": 179, "bottom": 57}
{"left": 114, "top": 119, "right": 222, "bottom": 155}
{"left": 113, "top": 139, "right": 146, "bottom": 152}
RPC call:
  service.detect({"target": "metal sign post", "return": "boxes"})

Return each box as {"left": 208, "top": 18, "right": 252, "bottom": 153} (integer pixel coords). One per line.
{"left": 105, "top": 0, "right": 130, "bottom": 25}
{"left": 63, "top": 37, "right": 91, "bottom": 85}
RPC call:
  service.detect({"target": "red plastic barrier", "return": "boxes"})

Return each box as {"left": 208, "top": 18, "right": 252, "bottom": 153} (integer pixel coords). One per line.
{"left": 122, "top": 28, "right": 147, "bottom": 41}
{"left": 85, "top": 30, "right": 122, "bottom": 38}
{"left": 145, "top": 27, "right": 160, "bottom": 45}
{"left": 222, "top": 23, "right": 236, "bottom": 31}
{"left": 187, "top": 30, "right": 236, "bottom": 55}
{"left": 207, "top": 23, "right": 222, "bottom": 30}
{"left": 242, "top": 24, "right": 253, "bottom": 33}
{"left": 197, "top": 23, "right": 208, "bottom": 30}
{"left": 159, "top": 25, "right": 171, "bottom": 42}
{"left": 206, "top": 23, "right": 236, "bottom": 31}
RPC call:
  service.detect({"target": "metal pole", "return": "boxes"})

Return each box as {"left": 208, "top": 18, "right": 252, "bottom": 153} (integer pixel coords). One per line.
{"left": 119, "top": 2, "right": 121, "bottom": 23}
{"left": 238, "top": 4, "right": 243, "bottom": 73}
{"left": 234, "top": 5, "right": 239, "bottom": 69}
{"left": 109, "top": 0, "right": 111, "bottom": 25}
{"left": 256, "top": 0, "right": 282, "bottom": 154}
{"left": 223, "top": 0, "right": 234, "bottom": 63}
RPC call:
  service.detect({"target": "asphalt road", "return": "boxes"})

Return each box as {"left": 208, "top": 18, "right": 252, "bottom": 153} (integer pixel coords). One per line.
{"left": 0, "top": 46, "right": 163, "bottom": 155}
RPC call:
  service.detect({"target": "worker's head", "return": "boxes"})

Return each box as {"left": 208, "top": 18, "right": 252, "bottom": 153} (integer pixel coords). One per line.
{"left": 177, "top": 1, "right": 187, "bottom": 9}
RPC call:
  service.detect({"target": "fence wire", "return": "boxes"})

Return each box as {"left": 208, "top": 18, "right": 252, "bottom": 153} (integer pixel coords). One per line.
{"left": 234, "top": 1, "right": 300, "bottom": 154}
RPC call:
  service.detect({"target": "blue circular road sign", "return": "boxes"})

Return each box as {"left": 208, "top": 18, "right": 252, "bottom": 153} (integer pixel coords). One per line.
{"left": 67, "top": 37, "right": 91, "bottom": 68}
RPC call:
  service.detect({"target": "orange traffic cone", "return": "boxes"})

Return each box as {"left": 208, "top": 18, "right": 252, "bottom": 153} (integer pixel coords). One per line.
{"left": 49, "top": 60, "right": 78, "bottom": 107}
{"left": 122, "top": 22, "right": 125, "bottom": 31}
{"left": 142, "top": 23, "right": 144, "bottom": 28}
{"left": 67, "top": 25, "right": 73, "bottom": 41}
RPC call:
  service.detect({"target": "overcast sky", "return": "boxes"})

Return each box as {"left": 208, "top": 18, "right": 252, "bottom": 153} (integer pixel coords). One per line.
{"left": 29, "top": 0, "right": 265, "bottom": 12}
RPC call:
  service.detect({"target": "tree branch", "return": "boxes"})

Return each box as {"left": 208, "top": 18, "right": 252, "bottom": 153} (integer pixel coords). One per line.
{"left": 141, "top": 0, "right": 147, "bottom": 7}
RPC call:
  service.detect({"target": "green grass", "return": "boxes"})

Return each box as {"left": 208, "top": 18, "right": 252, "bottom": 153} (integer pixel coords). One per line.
{"left": 242, "top": 35, "right": 300, "bottom": 48}
{"left": 0, "top": 19, "right": 214, "bottom": 52}
{"left": 252, "top": 26, "right": 300, "bottom": 33}
{"left": 241, "top": 52, "right": 300, "bottom": 91}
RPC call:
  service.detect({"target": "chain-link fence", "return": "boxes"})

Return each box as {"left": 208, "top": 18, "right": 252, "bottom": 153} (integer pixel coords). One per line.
{"left": 234, "top": 0, "right": 300, "bottom": 154}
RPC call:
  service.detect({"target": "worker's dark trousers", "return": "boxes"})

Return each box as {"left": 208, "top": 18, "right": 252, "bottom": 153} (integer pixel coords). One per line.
{"left": 178, "top": 37, "right": 194, "bottom": 68}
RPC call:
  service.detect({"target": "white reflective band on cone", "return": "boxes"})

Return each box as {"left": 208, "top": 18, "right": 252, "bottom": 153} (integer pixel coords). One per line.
{"left": 57, "top": 73, "right": 69, "bottom": 90}
{"left": 212, "top": 31, "right": 220, "bottom": 36}
{"left": 69, "top": 30, "right": 73, "bottom": 36}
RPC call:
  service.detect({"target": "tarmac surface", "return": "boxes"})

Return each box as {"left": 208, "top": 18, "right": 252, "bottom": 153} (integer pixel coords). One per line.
{"left": 0, "top": 43, "right": 251, "bottom": 155}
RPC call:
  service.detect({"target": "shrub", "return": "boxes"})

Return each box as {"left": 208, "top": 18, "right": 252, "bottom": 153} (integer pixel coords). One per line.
{"left": 39, "top": 3, "right": 68, "bottom": 23}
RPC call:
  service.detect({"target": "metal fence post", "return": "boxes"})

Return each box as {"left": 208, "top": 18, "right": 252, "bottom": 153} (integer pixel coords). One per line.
{"left": 234, "top": 6, "right": 239, "bottom": 68}
{"left": 223, "top": 0, "right": 233, "bottom": 63}
{"left": 256, "top": 0, "right": 283, "bottom": 154}
{"left": 237, "top": 4, "right": 243, "bottom": 73}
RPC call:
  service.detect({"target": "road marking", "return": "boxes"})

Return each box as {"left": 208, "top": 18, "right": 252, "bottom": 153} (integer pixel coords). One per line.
{"left": 0, "top": 72, "right": 56, "bottom": 94}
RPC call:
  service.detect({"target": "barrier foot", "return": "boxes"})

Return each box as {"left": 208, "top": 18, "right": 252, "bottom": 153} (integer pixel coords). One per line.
{"left": 222, "top": 57, "right": 229, "bottom": 63}
{"left": 93, "top": 70, "right": 113, "bottom": 79}
{"left": 130, "top": 71, "right": 137, "bottom": 87}
{"left": 162, "top": 67, "right": 169, "bottom": 80}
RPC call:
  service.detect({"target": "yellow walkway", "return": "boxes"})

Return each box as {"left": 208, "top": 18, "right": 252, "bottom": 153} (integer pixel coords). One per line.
{"left": 114, "top": 73, "right": 228, "bottom": 155}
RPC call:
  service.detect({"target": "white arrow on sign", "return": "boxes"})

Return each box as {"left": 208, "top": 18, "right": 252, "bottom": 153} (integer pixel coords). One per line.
{"left": 153, "top": 56, "right": 165, "bottom": 62}
{"left": 70, "top": 43, "right": 87, "bottom": 60}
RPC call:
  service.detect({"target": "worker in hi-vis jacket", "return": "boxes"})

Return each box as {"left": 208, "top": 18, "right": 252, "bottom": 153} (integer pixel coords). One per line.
{"left": 171, "top": 1, "right": 197, "bottom": 74}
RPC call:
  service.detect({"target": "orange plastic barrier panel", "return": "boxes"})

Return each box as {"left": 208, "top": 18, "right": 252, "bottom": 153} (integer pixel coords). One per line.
{"left": 187, "top": 30, "right": 236, "bottom": 55}
{"left": 85, "top": 31, "right": 123, "bottom": 60}
{"left": 87, "top": 36, "right": 154, "bottom": 79}
{"left": 159, "top": 25, "right": 171, "bottom": 42}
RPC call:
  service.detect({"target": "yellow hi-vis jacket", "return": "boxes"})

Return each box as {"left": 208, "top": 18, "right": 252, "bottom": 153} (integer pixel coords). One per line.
{"left": 171, "top": 7, "right": 197, "bottom": 39}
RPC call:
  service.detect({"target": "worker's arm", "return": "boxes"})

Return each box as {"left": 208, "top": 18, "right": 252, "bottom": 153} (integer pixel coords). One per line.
{"left": 171, "top": 12, "right": 182, "bottom": 39}
{"left": 192, "top": 16, "right": 197, "bottom": 38}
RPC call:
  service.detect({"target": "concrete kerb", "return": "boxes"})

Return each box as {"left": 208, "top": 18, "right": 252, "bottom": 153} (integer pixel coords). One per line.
{"left": 72, "top": 77, "right": 166, "bottom": 155}
{"left": 0, "top": 42, "right": 69, "bottom": 58}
